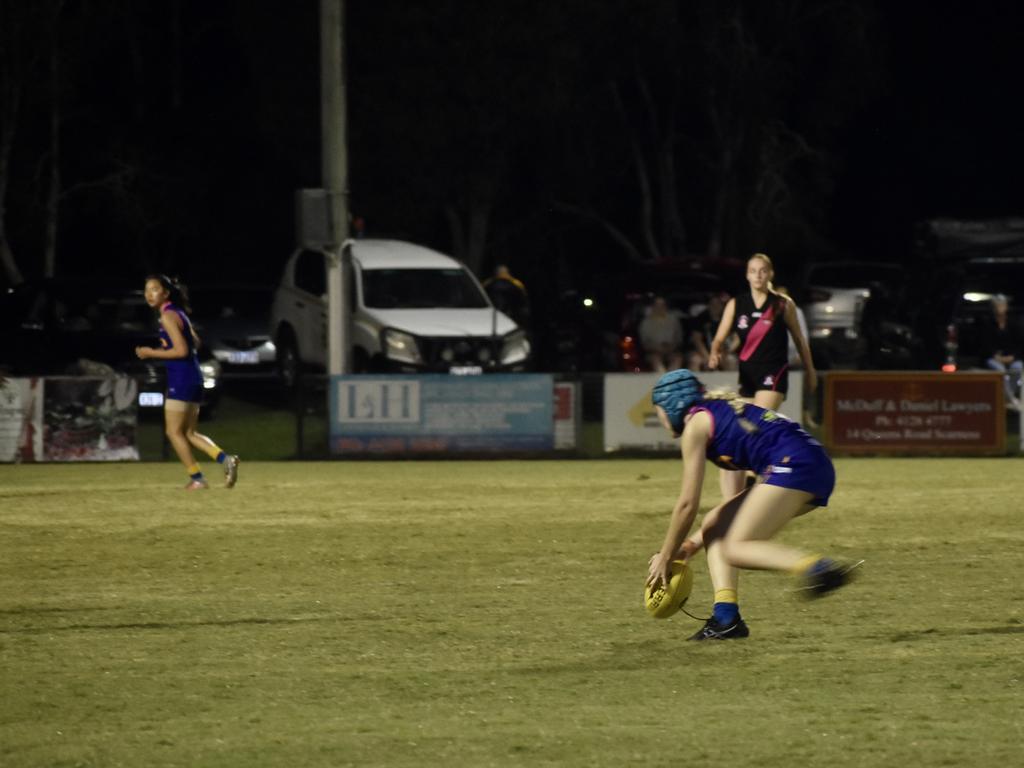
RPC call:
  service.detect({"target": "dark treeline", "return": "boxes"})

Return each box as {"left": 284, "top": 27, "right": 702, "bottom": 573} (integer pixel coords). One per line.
{"left": 2, "top": 1, "right": 1022, "bottom": 294}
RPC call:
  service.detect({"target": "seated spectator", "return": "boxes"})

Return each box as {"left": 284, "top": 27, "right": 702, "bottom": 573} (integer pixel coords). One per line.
{"left": 639, "top": 296, "right": 684, "bottom": 372}
{"left": 981, "top": 294, "right": 1023, "bottom": 410}
{"left": 688, "top": 292, "right": 737, "bottom": 371}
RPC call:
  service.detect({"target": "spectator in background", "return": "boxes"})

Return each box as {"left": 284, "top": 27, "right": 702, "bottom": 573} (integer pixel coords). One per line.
{"left": 981, "top": 294, "right": 1023, "bottom": 411}
{"left": 639, "top": 296, "right": 684, "bottom": 372}
{"left": 689, "top": 292, "right": 737, "bottom": 371}
{"left": 483, "top": 264, "right": 530, "bottom": 328}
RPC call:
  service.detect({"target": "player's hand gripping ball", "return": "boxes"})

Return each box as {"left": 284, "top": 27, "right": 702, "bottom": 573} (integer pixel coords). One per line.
{"left": 644, "top": 560, "right": 694, "bottom": 619}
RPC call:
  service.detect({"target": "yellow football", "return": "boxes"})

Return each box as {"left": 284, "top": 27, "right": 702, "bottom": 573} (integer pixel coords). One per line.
{"left": 644, "top": 560, "right": 694, "bottom": 619}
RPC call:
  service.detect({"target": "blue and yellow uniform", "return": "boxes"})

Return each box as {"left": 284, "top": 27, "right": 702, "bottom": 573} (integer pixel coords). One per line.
{"left": 158, "top": 302, "right": 203, "bottom": 403}
{"left": 690, "top": 398, "right": 835, "bottom": 506}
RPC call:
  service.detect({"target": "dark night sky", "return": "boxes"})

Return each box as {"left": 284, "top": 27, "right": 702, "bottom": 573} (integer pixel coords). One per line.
{"left": 832, "top": 3, "right": 1024, "bottom": 250}
{"left": 3, "top": 0, "right": 1023, "bottom": 293}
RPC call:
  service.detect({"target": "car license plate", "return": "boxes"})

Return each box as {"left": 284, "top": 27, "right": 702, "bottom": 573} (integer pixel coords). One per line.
{"left": 228, "top": 350, "right": 260, "bottom": 364}
{"left": 449, "top": 365, "right": 483, "bottom": 375}
{"left": 139, "top": 391, "right": 164, "bottom": 407}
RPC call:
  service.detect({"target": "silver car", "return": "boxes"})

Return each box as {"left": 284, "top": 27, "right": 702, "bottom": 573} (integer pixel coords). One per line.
{"left": 800, "top": 261, "right": 905, "bottom": 368}
{"left": 189, "top": 284, "right": 277, "bottom": 380}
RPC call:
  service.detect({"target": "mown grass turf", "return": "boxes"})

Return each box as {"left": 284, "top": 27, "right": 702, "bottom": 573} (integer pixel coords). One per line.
{"left": 1, "top": 458, "right": 1021, "bottom": 767}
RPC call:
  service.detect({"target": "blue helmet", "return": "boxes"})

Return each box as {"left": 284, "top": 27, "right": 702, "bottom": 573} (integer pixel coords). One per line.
{"left": 651, "top": 369, "right": 704, "bottom": 433}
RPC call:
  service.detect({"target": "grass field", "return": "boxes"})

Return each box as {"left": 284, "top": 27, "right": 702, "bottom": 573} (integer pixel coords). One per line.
{"left": 1, "top": 458, "right": 1021, "bottom": 767}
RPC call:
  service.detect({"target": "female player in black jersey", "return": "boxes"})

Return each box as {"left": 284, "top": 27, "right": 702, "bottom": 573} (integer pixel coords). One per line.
{"left": 708, "top": 253, "right": 817, "bottom": 498}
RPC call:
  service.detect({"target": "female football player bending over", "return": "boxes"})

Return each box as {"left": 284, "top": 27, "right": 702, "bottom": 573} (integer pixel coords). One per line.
{"left": 645, "top": 369, "right": 858, "bottom": 640}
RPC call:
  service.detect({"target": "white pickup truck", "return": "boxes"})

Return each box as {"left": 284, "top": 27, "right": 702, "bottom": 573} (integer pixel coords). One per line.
{"left": 270, "top": 239, "right": 531, "bottom": 384}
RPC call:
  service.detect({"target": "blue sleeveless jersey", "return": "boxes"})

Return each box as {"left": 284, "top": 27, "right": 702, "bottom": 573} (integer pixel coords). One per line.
{"left": 691, "top": 398, "right": 835, "bottom": 506}
{"left": 158, "top": 303, "right": 203, "bottom": 403}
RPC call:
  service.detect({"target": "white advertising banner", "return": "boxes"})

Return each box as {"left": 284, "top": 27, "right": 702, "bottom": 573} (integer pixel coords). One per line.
{"left": 42, "top": 377, "right": 140, "bottom": 461}
{"left": 553, "top": 381, "right": 579, "bottom": 451}
{"left": 603, "top": 372, "right": 804, "bottom": 452}
{"left": 0, "top": 377, "right": 139, "bottom": 462}
{"left": 0, "top": 378, "right": 43, "bottom": 462}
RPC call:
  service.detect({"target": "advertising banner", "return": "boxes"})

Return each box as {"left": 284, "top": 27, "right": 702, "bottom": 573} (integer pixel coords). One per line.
{"left": 553, "top": 381, "right": 580, "bottom": 451}
{"left": 0, "top": 377, "right": 139, "bottom": 462}
{"left": 603, "top": 371, "right": 804, "bottom": 452}
{"left": 42, "top": 377, "right": 140, "bottom": 461}
{"left": 824, "top": 371, "right": 1004, "bottom": 455}
{"left": 329, "top": 374, "right": 554, "bottom": 454}
{"left": 0, "top": 378, "right": 43, "bottom": 462}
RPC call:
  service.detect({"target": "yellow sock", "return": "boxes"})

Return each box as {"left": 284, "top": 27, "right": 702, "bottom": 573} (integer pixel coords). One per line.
{"left": 714, "top": 589, "right": 738, "bottom": 604}
{"left": 186, "top": 463, "right": 201, "bottom": 477}
{"left": 200, "top": 442, "right": 223, "bottom": 461}
{"left": 790, "top": 554, "right": 823, "bottom": 576}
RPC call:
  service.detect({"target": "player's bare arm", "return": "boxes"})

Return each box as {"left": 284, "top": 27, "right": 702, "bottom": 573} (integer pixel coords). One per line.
{"left": 136, "top": 311, "right": 189, "bottom": 360}
{"left": 647, "top": 412, "right": 709, "bottom": 588}
{"left": 708, "top": 299, "right": 736, "bottom": 370}
{"left": 783, "top": 298, "right": 818, "bottom": 394}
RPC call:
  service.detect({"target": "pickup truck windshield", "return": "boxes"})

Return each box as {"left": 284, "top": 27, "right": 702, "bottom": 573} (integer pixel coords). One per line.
{"left": 361, "top": 268, "right": 490, "bottom": 309}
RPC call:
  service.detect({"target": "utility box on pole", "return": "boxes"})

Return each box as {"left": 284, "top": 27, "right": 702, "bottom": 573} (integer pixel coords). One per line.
{"left": 295, "top": 188, "right": 334, "bottom": 248}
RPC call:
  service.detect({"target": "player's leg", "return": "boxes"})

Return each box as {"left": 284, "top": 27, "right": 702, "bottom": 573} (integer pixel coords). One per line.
{"left": 720, "top": 484, "right": 814, "bottom": 571}
{"left": 718, "top": 468, "right": 745, "bottom": 499}
{"left": 165, "top": 401, "right": 207, "bottom": 488}
{"left": 722, "top": 484, "right": 856, "bottom": 596}
{"left": 184, "top": 406, "right": 239, "bottom": 487}
{"left": 752, "top": 389, "right": 785, "bottom": 412}
{"left": 689, "top": 488, "right": 750, "bottom": 640}
{"left": 184, "top": 408, "right": 220, "bottom": 459}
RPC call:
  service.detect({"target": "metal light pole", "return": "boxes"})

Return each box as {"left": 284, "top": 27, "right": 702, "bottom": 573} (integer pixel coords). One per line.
{"left": 320, "top": 0, "right": 351, "bottom": 374}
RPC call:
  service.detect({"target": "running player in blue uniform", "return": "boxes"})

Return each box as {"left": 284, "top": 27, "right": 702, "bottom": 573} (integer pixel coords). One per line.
{"left": 135, "top": 275, "right": 239, "bottom": 490}
{"left": 645, "top": 369, "right": 857, "bottom": 640}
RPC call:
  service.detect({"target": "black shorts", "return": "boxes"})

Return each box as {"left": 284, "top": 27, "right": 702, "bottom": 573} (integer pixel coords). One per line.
{"left": 738, "top": 361, "right": 789, "bottom": 398}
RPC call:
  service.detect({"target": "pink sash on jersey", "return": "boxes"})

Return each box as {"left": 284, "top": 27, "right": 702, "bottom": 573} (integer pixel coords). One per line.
{"left": 739, "top": 301, "right": 778, "bottom": 362}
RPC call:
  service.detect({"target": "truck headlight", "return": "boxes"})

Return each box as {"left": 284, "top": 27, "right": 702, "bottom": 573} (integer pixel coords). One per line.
{"left": 500, "top": 330, "right": 530, "bottom": 365}
{"left": 382, "top": 328, "right": 422, "bottom": 365}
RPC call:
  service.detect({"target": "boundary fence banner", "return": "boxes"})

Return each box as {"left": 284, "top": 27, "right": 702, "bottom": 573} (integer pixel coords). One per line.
{"left": 329, "top": 374, "right": 555, "bottom": 454}
{"left": 603, "top": 371, "right": 803, "bottom": 452}
{"left": 0, "top": 377, "right": 139, "bottom": 462}
{"left": 0, "top": 377, "right": 43, "bottom": 462}
{"left": 553, "top": 381, "right": 580, "bottom": 451}
{"left": 42, "top": 377, "right": 140, "bottom": 461}
{"left": 824, "top": 371, "right": 1005, "bottom": 455}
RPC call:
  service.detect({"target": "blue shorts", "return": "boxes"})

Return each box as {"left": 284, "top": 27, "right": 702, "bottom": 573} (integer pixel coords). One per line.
{"left": 760, "top": 445, "right": 835, "bottom": 507}
{"left": 166, "top": 368, "right": 203, "bottom": 404}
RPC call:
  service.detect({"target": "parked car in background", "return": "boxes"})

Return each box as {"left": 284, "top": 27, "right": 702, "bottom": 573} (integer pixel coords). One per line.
{"left": 797, "top": 261, "right": 910, "bottom": 369}
{"left": 270, "top": 239, "right": 531, "bottom": 386}
{"left": 0, "top": 279, "right": 221, "bottom": 415}
{"left": 936, "top": 255, "right": 1024, "bottom": 371}
{"left": 189, "top": 284, "right": 277, "bottom": 381}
